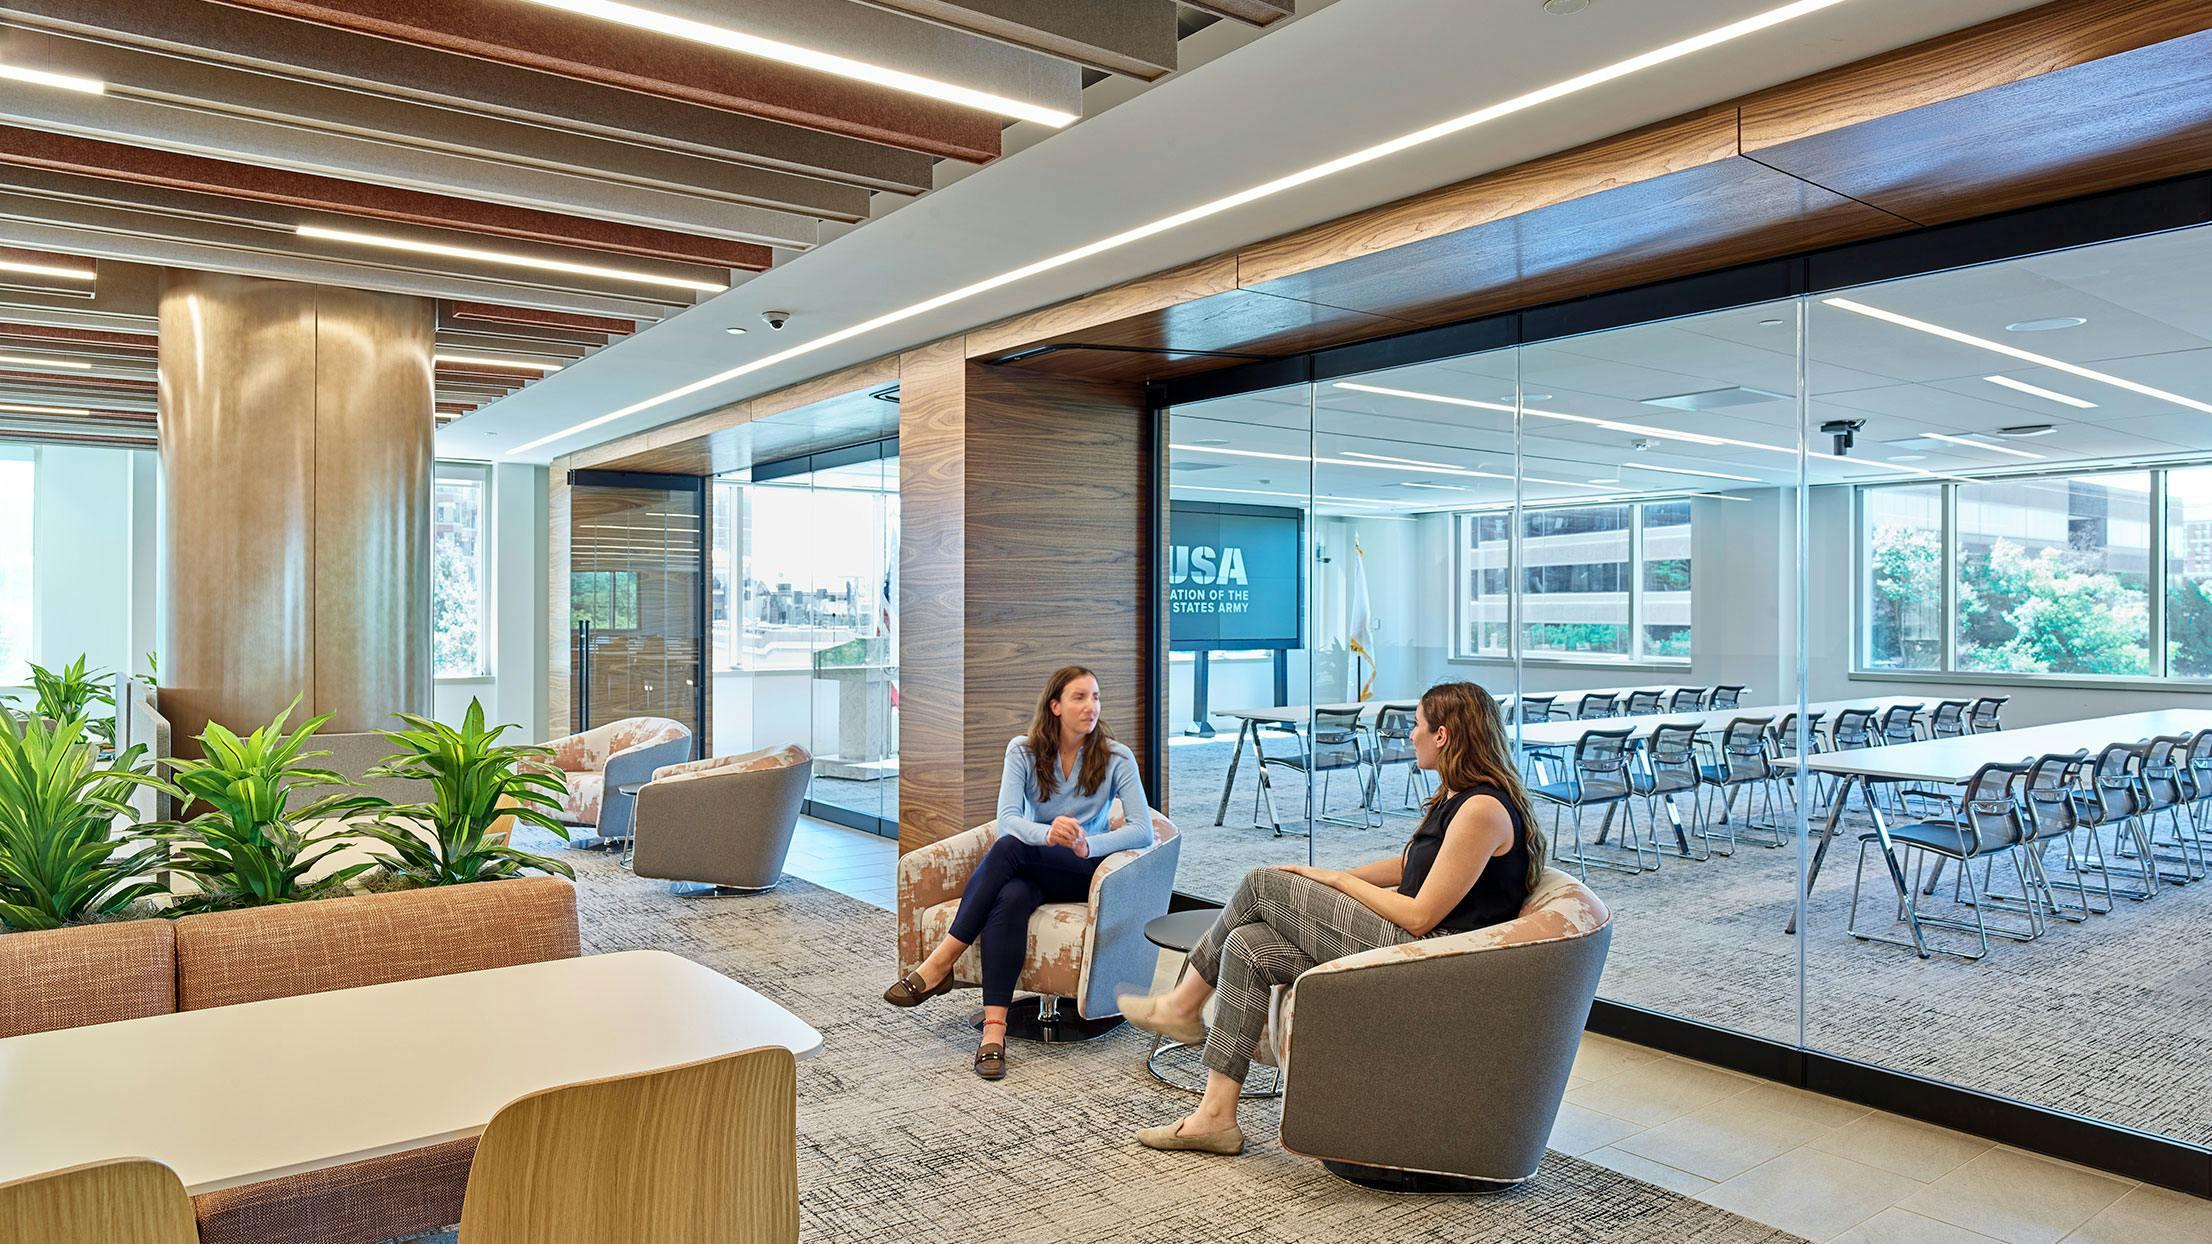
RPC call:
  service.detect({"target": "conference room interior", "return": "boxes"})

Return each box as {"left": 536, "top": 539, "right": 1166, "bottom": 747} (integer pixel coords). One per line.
{"left": 1162, "top": 218, "right": 2212, "bottom": 1148}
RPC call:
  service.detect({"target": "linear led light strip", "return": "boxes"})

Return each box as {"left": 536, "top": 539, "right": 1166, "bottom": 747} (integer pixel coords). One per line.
{"left": 1824, "top": 297, "right": 2212, "bottom": 416}
{"left": 1332, "top": 382, "right": 1980, "bottom": 485}
{"left": 517, "top": 0, "right": 1074, "bottom": 127}
{"left": 0, "top": 257, "right": 95, "bottom": 282}
{"left": 1983, "top": 374, "right": 2096, "bottom": 410}
{"left": 0, "top": 353, "right": 93, "bottom": 370}
{"left": 0, "top": 63, "right": 103, "bottom": 94}
{"left": 1171, "top": 440, "right": 1615, "bottom": 492}
{"left": 435, "top": 353, "right": 564, "bottom": 373}
{"left": 1176, "top": 484, "right": 1402, "bottom": 509}
{"left": 1919, "top": 431, "right": 2043, "bottom": 461}
{"left": 510, "top": 0, "right": 1859, "bottom": 456}
{"left": 297, "top": 225, "right": 726, "bottom": 294}
{"left": 0, "top": 402, "right": 92, "bottom": 416}
{"left": 1622, "top": 461, "right": 1760, "bottom": 482}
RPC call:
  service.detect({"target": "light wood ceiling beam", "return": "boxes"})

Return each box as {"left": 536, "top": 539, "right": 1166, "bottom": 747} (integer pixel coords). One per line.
{"left": 0, "top": 0, "right": 938, "bottom": 194}
{"left": 0, "top": 25, "right": 864, "bottom": 231}
{"left": 866, "top": 0, "right": 1179, "bottom": 80}
{"left": 206, "top": 0, "right": 1002, "bottom": 161}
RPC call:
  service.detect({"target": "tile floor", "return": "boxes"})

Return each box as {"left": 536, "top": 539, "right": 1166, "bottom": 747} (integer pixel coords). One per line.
{"left": 783, "top": 818, "right": 2212, "bottom": 1243}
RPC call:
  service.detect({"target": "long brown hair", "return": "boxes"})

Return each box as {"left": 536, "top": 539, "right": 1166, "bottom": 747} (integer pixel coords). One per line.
{"left": 1418, "top": 680, "right": 1547, "bottom": 893}
{"left": 1029, "top": 665, "right": 1114, "bottom": 802}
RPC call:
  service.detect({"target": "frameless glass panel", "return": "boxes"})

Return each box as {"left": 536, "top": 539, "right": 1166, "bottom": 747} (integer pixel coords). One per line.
{"left": 567, "top": 479, "right": 704, "bottom": 742}
{"left": 1163, "top": 382, "right": 1314, "bottom": 900}
{"left": 1521, "top": 503, "right": 1632, "bottom": 657}
{"left": 1805, "top": 221, "right": 2212, "bottom": 1147}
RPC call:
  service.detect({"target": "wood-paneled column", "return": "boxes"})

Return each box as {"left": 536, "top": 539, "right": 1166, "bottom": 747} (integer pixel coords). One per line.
{"left": 158, "top": 269, "right": 433, "bottom": 747}
{"left": 896, "top": 339, "right": 1154, "bottom": 855}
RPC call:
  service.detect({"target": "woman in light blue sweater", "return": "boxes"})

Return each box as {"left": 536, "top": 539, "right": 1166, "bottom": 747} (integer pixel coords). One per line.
{"left": 883, "top": 664, "right": 1154, "bottom": 1080}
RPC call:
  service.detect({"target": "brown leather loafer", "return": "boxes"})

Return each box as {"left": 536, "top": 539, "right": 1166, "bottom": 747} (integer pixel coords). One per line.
{"left": 882, "top": 970, "right": 956, "bottom": 1008}
{"left": 973, "top": 1041, "right": 1007, "bottom": 1081}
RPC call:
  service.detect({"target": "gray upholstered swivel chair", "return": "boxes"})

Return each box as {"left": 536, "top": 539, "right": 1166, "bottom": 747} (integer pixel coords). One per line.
{"left": 1270, "top": 867, "right": 1612, "bottom": 1193}
{"left": 630, "top": 746, "right": 813, "bottom": 894}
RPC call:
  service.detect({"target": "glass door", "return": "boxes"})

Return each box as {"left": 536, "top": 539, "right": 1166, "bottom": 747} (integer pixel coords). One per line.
{"left": 568, "top": 470, "right": 705, "bottom": 744}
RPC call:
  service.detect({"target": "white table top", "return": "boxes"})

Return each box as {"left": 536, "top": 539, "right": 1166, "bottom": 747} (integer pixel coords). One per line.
{"left": 1216, "top": 684, "right": 1697, "bottom": 726}
{"left": 0, "top": 950, "right": 822, "bottom": 1195}
{"left": 1517, "top": 696, "right": 1922, "bottom": 749}
{"left": 1806, "top": 709, "right": 2212, "bottom": 784}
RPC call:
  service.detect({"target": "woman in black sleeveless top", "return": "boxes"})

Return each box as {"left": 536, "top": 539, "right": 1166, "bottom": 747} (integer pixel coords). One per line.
{"left": 1123, "top": 680, "right": 1548, "bottom": 1156}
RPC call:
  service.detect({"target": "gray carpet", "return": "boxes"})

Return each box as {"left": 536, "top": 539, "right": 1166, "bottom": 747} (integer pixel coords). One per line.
{"left": 397, "top": 827, "right": 1803, "bottom": 1244}
{"left": 1164, "top": 740, "right": 2212, "bottom": 1145}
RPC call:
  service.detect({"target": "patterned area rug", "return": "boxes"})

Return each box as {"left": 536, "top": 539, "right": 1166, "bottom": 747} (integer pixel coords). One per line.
{"left": 1165, "top": 738, "right": 2212, "bottom": 1146}
{"left": 399, "top": 829, "right": 1803, "bottom": 1244}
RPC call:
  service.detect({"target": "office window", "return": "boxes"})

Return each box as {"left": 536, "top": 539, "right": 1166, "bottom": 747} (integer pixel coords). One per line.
{"left": 2168, "top": 467, "right": 2212, "bottom": 677}
{"left": 0, "top": 452, "right": 30, "bottom": 685}
{"left": 1455, "top": 500, "right": 1693, "bottom": 662}
{"left": 1860, "top": 485, "right": 1942, "bottom": 671}
{"left": 431, "top": 472, "right": 488, "bottom": 677}
{"left": 570, "top": 571, "right": 639, "bottom": 631}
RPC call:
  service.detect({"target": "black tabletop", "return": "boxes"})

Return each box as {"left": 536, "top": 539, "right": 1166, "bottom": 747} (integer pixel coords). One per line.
{"left": 616, "top": 782, "right": 645, "bottom": 796}
{"left": 1144, "top": 909, "right": 1220, "bottom": 953}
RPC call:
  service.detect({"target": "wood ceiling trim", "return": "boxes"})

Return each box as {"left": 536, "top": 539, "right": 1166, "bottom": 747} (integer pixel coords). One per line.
{"left": 1737, "top": 0, "right": 2212, "bottom": 153}
{"left": 446, "top": 301, "right": 634, "bottom": 336}
{"left": 751, "top": 354, "right": 900, "bottom": 422}
{"left": 964, "top": 255, "right": 1241, "bottom": 360}
{"left": 0, "top": 321, "right": 151, "bottom": 351}
{"left": 1179, "top": 1, "right": 1293, "bottom": 28}
{"left": 0, "top": 125, "right": 771, "bottom": 271}
{"left": 208, "top": 0, "right": 1003, "bottom": 163}
{"left": 868, "top": 1, "right": 1177, "bottom": 81}
{"left": 0, "top": 369, "right": 155, "bottom": 392}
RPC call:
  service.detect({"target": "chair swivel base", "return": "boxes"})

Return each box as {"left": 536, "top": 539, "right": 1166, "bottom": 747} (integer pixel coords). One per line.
{"left": 1321, "top": 1161, "right": 1517, "bottom": 1195}
{"left": 982, "top": 997, "right": 1124, "bottom": 1043}
{"left": 1146, "top": 1040, "right": 1282, "bottom": 1099}
{"left": 668, "top": 879, "right": 776, "bottom": 897}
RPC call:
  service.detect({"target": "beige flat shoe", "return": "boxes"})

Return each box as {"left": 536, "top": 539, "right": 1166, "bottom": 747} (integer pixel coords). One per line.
{"left": 1137, "top": 1120, "right": 1245, "bottom": 1156}
{"left": 1118, "top": 992, "right": 1204, "bottom": 1046}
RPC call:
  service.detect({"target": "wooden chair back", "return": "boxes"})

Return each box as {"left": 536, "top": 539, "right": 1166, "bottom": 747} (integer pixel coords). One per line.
{"left": 458, "top": 1046, "right": 799, "bottom": 1244}
{"left": 0, "top": 1158, "right": 198, "bottom": 1244}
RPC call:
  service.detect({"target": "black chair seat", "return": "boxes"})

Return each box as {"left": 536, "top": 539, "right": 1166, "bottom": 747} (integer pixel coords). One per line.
{"left": 1698, "top": 763, "right": 1762, "bottom": 784}
{"left": 1530, "top": 780, "right": 1627, "bottom": 805}
{"left": 1864, "top": 820, "right": 2002, "bottom": 859}
{"left": 1630, "top": 771, "right": 1696, "bottom": 797}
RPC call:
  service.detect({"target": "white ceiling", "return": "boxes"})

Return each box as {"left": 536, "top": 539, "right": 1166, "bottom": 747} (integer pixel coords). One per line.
{"left": 1168, "top": 223, "right": 2212, "bottom": 515}
{"left": 446, "top": 0, "right": 2055, "bottom": 464}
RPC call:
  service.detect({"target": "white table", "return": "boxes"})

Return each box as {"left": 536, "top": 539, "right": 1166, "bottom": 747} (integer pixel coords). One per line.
{"left": 1515, "top": 695, "right": 1921, "bottom": 750}
{"left": 0, "top": 950, "right": 823, "bottom": 1195}
{"left": 1797, "top": 709, "right": 2212, "bottom": 950}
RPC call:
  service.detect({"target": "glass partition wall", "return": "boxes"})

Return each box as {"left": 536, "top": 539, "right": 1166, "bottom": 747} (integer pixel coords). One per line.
{"left": 1160, "top": 217, "right": 2212, "bottom": 1159}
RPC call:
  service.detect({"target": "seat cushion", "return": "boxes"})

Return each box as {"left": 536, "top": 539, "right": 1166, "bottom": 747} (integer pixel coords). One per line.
{"left": 916, "top": 897, "right": 1088, "bottom": 999}
{"left": 193, "top": 1137, "right": 474, "bottom": 1244}
{"left": 1867, "top": 822, "right": 1981, "bottom": 857}
{"left": 173, "top": 876, "right": 581, "bottom": 1010}
{"left": 558, "top": 770, "right": 604, "bottom": 827}
{"left": 0, "top": 919, "right": 175, "bottom": 1038}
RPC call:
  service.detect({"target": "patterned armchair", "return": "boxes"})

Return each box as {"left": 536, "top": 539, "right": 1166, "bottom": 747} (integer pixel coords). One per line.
{"left": 898, "top": 811, "right": 1181, "bottom": 1037}
{"left": 1270, "top": 867, "right": 1612, "bottom": 1192}
{"left": 540, "top": 717, "right": 691, "bottom": 845}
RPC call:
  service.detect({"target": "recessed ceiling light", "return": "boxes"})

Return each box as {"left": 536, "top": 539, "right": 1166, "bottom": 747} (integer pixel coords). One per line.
{"left": 1623, "top": 461, "right": 1761, "bottom": 482}
{"left": 1191, "top": 438, "right": 1231, "bottom": 446}
{"left": 2005, "top": 317, "right": 2087, "bottom": 333}
{"left": 511, "top": 0, "right": 1859, "bottom": 457}
{"left": 0, "top": 401, "right": 92, "bottom": 416}
{"left": 1919, "top": 430, "right": 2044, "bottom": 461}
{"left": 1401, "top": 481, "right": 1473, "bottom": 491}
{"left": 1759, "top": 318, "right": 1787, "bottom": 327}
{"left": 0, "top": 353, "right": 94, "bottom": 370}
{"left": 1587, "top": 476, "right": 1621, "bottom": 485}
{"left": 0, "top": 257, "right": 95, "bottom": 282}
{"left": 724, "top": 326, "right": 749, "bottom": 336}
{"left": 1889, "top": 454, "right": 1928, "bottom": 463}
{"left": 0, "top": 63, "right": 104, "bottom": 94}
{"left": 435, "top": 353, "right": 563, "bottom": 372}
{"left": 297, "top": 224, "right": 727, "bottom": 293}
{"left": 1825, "top": 297, "right": 2212, "bottom": 416}
{"left": 1996, "top": 424, "right": 2057, "bottom": 438}
{"left": 1543, "top": 0, "right": 1592, "bottom": 13}
{"left": 1982, "top": 374, "right": 2096, "bottom": 409}
{"left": 514, "top": 0, "right": 1077, "bottom": 127}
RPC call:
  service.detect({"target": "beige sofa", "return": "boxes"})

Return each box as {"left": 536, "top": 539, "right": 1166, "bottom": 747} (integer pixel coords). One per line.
{"left": 630, "top": 744, "right": 812, "bottom": 894}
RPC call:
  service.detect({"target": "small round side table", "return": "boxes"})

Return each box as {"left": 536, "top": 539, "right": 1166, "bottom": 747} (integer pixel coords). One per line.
{"left": 1141, "top": 910, "right": 1283, "bottom": 1099}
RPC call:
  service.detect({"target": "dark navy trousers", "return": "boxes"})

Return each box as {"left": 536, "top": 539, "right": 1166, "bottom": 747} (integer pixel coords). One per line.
{"left": 945, "top": 835, "right": 1103, "bottom": 1007}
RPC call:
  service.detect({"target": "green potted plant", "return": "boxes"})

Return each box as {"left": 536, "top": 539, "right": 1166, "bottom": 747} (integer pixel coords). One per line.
{"left": 0, "top": 713, "right": 165, "bottom": 932}
{"left": 6, "top": 656, "right": 117, "bottom": 745}
{"left": 152, "top": 701, "right": 374, "bottom": 913}
{"left": 351, "top": 699, "right": 574, "bottom": 886}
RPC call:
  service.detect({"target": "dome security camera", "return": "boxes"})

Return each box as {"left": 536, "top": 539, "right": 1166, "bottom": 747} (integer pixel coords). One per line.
{"left": 761, "top": 310, "right": 791, "bottom": 330}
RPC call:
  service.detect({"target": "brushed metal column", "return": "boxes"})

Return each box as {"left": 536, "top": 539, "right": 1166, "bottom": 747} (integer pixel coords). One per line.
{"left": 159, "top": 270, "right": 433, "bottom": 747}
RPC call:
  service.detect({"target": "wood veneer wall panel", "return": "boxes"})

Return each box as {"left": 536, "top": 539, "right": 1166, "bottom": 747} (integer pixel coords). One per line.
{"left": 965, "top": 255, "right": 1241, "bottom": 361}
{"left": 895, "top": 339, "right": 970, "bottom": 854}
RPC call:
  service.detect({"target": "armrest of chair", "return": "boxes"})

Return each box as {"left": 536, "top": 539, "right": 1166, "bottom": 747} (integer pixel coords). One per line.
{"left": 538, "top": 728, "right": 591, "bottom": 773}
{"left": 1075, "top": 819, "right": 1181, "bottom": 1019}
{"left": 896, "top": 825, "right": 993, "bottom": 973}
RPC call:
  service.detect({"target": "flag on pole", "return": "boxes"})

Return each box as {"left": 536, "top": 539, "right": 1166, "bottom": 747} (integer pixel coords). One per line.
{"left": 879, "top": 564, "right": 900, "bottom": 709}
{"left": 1346, "top": 539, "right": 1377, "bottom": 700}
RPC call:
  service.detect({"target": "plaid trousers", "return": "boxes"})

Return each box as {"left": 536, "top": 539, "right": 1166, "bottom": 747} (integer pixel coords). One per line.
{"left": 1184, "top": 868, "right": 1416, "bottom": 1082}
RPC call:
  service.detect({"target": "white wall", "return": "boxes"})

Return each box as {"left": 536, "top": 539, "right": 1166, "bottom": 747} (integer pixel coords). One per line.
{"left": 432, "top": 463, "right": 551, "bottom": 739}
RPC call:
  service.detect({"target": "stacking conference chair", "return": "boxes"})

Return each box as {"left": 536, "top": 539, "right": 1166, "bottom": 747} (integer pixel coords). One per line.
{"left": 1848, "top": 760, "right": 2040, "bottom": 961}
{"left": 1370, "top": 704, "right": 1429, "bottom": 809}
{"left": 1573, "top": 692, "right": 1619, "bottom": 721}
{"left": 1258, "top": 706, "right": 1375, "bottom": 835}
{"left": 1706, "top": 685, "right": 1746, "bottom": 710}
{"left": 2134, "top": 734, "right": 2204, "bottom": 883}
{"left": 1529, "top": 728, "right": 1646, "bottom": 877}
{"left": 1968, "top": 696, "right": 2009, "bottom": 733}
{"left": 1667, "top": 687, "right": 1707, "bottom": 713}
{"left": 1631, "top": 722, "right": 1708, "bottom": 861}
{"left": 1697, "top": 718, "right": 1786, "bottom": 849}
{"left": 1879, "top": 704, "right": 1924, "bottom": 745}
{"left": 1769, "top": 710, "right": 1828, "bottom": 807}
{"left": 2019, "top": 750, "right": 2102, "bottom": 920}
{"left": 2183, "top": 729, "right": 2212, "bottom": 844}
{"left": 1518, "top": 695, "right": 1558, "bottom": 724}
{"left": 1928, "top": 700, "right": 1972, "bottom": 740}
{"left": 1622, "top": 690, "right": 1664, "bottom": 716}
{"left": 2077, "top": 742, "right": 2159, "bottom": 902}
